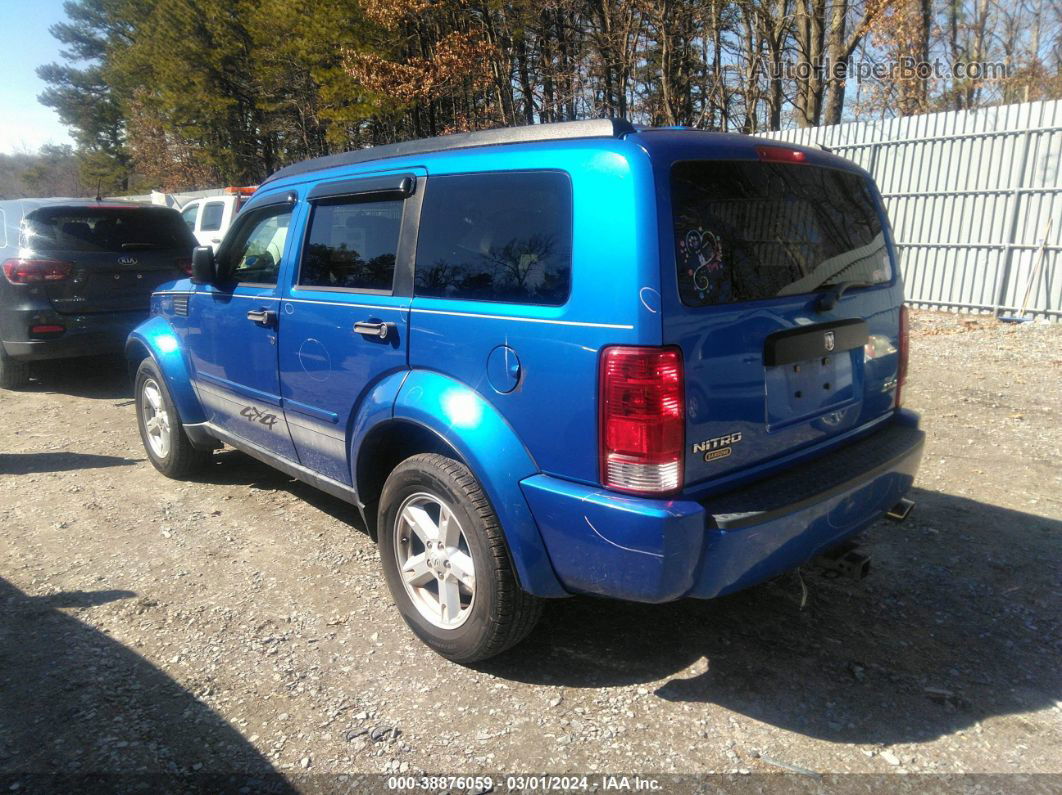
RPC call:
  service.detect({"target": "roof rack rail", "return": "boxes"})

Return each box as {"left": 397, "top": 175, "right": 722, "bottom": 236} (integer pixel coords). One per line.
{"left": 261, "top": 119, "right": 636, "bottom": 186}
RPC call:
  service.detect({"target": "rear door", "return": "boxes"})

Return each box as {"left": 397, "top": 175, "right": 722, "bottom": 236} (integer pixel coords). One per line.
{"left": 661, "top": 153, "right": 903, "bottom": 488}
{"left": 20, "top": 205, "right": 194, "bottom": 315}
{"left": 277, "top": 172, "right": 419, "bottom": 485}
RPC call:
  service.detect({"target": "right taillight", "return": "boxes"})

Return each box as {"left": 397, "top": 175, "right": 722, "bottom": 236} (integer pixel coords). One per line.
{"left": 896, "top": 304, "right": 909, "bottom": 407}
{"left": 599, "top": 345, "right": 684, "bottom": 495}
{"left": 2, "top": 258, "right": 73, "bottom": 284}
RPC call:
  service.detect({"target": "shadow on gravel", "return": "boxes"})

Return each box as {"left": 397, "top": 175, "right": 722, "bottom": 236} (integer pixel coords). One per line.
{"left": 192, "top": 450, "right": 366, "bottom": 529}
{"left": 18, "top": 355, "right": 131, "bottom": 400}
{"left": 485, "top": 488, "right": 1062, "bottom": 746}
{"left": 0, "top": 452, "right": 141, "bottom": 475}
{"left": 0, "top": 577, "right": 291, "bottom": 789}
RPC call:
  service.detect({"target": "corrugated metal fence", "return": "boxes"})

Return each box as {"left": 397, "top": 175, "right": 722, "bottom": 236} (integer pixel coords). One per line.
{"left": 764, "top": 100, "right": 1062, "bottom": 320}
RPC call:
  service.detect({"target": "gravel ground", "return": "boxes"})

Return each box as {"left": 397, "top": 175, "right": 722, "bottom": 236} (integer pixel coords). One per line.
{"left": 1, "top": 310, "right": 1060, "bottom": 787}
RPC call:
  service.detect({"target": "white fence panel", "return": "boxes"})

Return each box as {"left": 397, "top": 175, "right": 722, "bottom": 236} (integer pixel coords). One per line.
{"left": 764, "top": 101, "right": 1062, "bottom": 319}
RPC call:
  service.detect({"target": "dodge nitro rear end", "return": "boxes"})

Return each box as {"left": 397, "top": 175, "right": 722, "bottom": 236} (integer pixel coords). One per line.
{"left": 522, "top": 129, "right": 924, "bottom": 605}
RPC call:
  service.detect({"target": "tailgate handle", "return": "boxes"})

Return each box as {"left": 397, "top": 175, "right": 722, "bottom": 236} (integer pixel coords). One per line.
{"left": 354, "top": 320, "right": 394, "bottom": 340}
{"left": 246, "top": 309, "right": 276, "bottom": 327}
{"left": 764, "top": 319, "right": 868, "bottom": 367}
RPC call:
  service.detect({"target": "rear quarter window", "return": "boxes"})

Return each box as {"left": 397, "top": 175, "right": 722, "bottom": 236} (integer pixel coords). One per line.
{"left": 414, "top": 171, "right": 572, "bottom": 306}
{"left": 671, "top": 161, "right": 891, "bottom": 306}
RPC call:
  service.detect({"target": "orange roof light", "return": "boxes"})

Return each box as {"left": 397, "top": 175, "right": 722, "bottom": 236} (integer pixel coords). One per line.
{"left": 224, "top": 186, "right": 258, "bottom": 196}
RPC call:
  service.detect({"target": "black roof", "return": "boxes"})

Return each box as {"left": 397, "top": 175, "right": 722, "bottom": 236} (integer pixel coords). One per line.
{"left": 261, "top": 119, "right": 637, "bottom": 186}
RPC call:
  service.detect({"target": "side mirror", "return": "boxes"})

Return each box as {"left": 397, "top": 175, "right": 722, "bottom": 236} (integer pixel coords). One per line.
{"left": 190, "top": 246, "right": 216, "bottom": 285}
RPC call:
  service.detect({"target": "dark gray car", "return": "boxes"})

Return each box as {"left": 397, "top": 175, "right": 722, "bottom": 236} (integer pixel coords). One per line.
{"left": 0, "top": 200, "right": 196, "bottom": 388}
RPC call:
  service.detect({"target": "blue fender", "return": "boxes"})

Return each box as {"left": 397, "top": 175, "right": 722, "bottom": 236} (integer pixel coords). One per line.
{"left": 126, "top": 317, "right": 206, "bottom": 425}
{"left": 386, "top": 369, "right": 568, "bottom": 598}
{"left": 348, "top": 370, "right": 411, "bottom": 459}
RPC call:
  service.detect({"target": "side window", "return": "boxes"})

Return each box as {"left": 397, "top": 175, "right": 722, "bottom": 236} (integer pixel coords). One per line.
{"left": 219, "top": 205, "right": 292, "bottom": 286}
{"left": 180, "top": 203, "right": 199, "bottom": 230}
{"left": 200, "top": 201, "right": 225, "bottom": 232}
{"left": 414, "top": 171, "right": 572, "bottom": 306}
{"left": 299, "top": 199, "right": 402, "bottom": 291}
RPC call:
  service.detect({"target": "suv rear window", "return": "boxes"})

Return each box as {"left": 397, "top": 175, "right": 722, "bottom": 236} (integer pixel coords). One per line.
{"left": 21, "top": 206, "right": 196, "bottom": 254}
{"left": 671, "top": 161, "right": 891, "bottom": 306}
{"left": 415, "top": 171, "right": 572, "bottom": 306}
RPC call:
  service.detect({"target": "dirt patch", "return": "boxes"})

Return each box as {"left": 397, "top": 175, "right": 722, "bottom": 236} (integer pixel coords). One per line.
{"left": 1, "top": 312, "right": 1059, "bottom": 780}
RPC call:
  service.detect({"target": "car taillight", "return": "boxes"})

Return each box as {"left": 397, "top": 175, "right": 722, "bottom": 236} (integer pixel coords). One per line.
{"left": 896, "top": 304, "right": 910, "bottom": 407}
{"left": 2, "top": 258, "right": 73, "bottom": 284}
{"left": 30, "top": 324, "right": 65, "bottom": 337}
{"left": 599, "top": 346, "right": 684, "bottom": 495}
{"left": 176, "top": 257, "right": 193, "bottom": 276}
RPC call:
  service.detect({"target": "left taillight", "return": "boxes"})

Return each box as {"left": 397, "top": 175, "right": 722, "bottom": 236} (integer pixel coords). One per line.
{"left": 896, "top": 304, "right": 910, "bottom": 407}
{"left": 599, "top": 345, "right": 685, "bottom": 495}
{"left": 2, "top": 258, "right": 73, "bottom": 284}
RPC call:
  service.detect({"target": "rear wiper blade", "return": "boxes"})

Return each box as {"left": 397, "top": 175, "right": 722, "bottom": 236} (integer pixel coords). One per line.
{"left": 120, "top": 242, "right": 165, "bottom": 250}
{"left": 816, "top": 280, "right": 874, "bottom": 312}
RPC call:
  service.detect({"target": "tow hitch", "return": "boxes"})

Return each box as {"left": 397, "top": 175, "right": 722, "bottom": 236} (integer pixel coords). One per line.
{"left": 815, "top": 541, "right": 872, "bottom": 580}
{"left": 886, "top": 497, "right": 915, "bottom": 521}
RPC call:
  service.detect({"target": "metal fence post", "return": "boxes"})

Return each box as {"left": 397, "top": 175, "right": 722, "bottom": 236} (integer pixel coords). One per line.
{"left": 994, "top": 131, "right": 1034, "bottom": 316}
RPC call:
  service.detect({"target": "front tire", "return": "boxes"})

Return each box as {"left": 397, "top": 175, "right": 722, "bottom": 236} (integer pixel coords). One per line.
{"left": 378, "top": 453, "right": 543, "bottom": 663}
{"left": 135, "top": 358, "right": 212, "bottom": 478}
{"left": 0, "top": 346, "right": 29, "bottom": 390}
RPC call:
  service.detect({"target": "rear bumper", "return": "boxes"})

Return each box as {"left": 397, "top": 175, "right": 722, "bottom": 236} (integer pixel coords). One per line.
{"left": 521, "top": 413, "right": 925, "bottom": 602}
{"left": 1, "top": 311, "right": 145, "bottom": 361}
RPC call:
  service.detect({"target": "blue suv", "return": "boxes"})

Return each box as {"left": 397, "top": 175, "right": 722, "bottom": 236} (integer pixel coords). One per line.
{"left": 127, "top": 120, "right": 924, "bottom": 662}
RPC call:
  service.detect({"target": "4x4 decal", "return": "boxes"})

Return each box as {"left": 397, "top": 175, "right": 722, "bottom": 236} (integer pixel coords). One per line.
{"left": 240, "top": 405, "right": 279, "bottom": 430}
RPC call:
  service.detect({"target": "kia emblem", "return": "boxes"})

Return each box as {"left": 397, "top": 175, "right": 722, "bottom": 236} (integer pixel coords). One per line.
{"left": 118, "top": 256, "right": 138, "bottom": 266}
{"left": 824, "top": 331, "right": 836, "bottom": 352}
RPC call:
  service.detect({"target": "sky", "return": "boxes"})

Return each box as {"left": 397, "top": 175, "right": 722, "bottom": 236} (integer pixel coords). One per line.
{"left": 0, "top": 0, "right": 76, "bottom": 155}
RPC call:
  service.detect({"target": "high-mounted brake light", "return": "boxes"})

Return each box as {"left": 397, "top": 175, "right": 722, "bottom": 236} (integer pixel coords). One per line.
{"left": 756, "top": 145, "right": 807, "bottom": 164}
{"left": 599, "top": 346, "right": 684, "bottom": 495}
{"left": 896, "top": 304, "right": 910, "bottom": 408}
{"left": 2, "top": 258, "right": 73, "bottom": 284}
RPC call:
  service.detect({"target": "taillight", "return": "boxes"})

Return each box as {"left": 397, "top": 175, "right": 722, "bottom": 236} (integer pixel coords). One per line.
{"left": 599, "top": 346, "right": 684, "bottom": 495}
{"left": 176, "top": 257, "right": 193, "bottom": 276}
{"left": 30, "top": 324, "right": 65, "bottom": 337}
{"left": 2, "top": 258, "right": 73, "bottom": 284}
{"left": 756, "top": 145, "right": 807, "bottom": 164}
{"left": 896, "top": 304, "right": 910, "bottom": 407}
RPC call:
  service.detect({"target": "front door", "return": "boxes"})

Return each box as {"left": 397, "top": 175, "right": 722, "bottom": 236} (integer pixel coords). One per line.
{"left": 186, "top": 201, "right": 299, "bottom": 460}
{"left": 278, "top": 175, "right": 418, "bottom": 484}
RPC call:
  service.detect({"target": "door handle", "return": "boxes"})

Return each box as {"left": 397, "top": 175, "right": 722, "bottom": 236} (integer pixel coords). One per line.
{"left": 246, "top": 309, "right": 277, "bottom": 327}
{"left": 353, "top": 320, "right": 395, "bottom": 340}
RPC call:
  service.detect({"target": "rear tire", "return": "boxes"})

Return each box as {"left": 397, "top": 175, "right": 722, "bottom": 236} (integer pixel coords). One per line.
{"left": 135, "top": 358, "right": 212, "bottom": 478}
{"left": 0, "top": 346, "right": 30, "bottom": 390}
{"left": 378, "top": 453, "right": 543, "bottom": 663}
